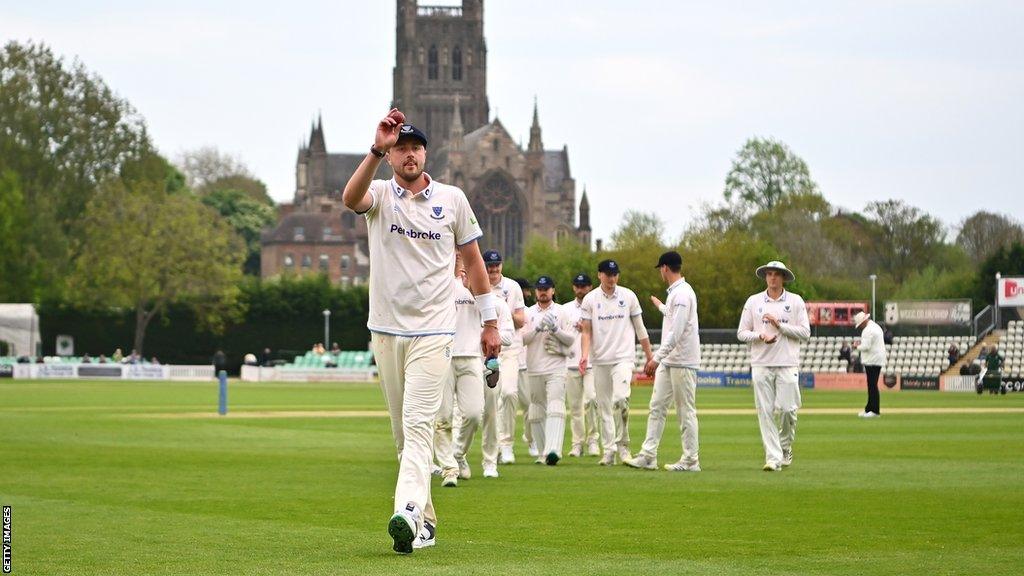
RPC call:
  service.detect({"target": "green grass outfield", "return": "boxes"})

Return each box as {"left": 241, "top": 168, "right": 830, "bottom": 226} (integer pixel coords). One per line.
{"left": 2, "top": 379, "right": 1023, "bottom": 576}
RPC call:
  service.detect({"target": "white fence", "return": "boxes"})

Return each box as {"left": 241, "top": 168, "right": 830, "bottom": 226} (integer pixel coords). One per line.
{"left": 940, "top": 374, "right": 976, "bottom": 392}
{"left": 239, "top": 365, "right": 376, "bottom": 383}
{"left": 9, "top": 363, "right": 214, "bottom": 381}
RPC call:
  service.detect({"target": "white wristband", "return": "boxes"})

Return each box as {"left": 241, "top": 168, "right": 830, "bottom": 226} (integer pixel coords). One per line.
{"left": 475, "top": 292, "right": 498, "bottom": 323}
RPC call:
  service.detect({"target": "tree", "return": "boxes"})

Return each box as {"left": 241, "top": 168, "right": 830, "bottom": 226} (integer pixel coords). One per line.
{"left": 609, "top": 210, "right": 665, "bottom": 250}
{"left": 176, "top": 146, "right": 272, "bottom": 204}
{"left": 682, "top": 229, "right": 779, "bottom": 328}
{"left": 974, "top": 242, "right": 1024, "bottom": 308}
{"left": 0, "top": 170, "right": 35, "bottom": 301}
{"left": 864, "top": 199, "right": 945, "bottom": 284}
{"left": 0, "top": 40, "right": 152, "bottom": 297}
{"left": 69, "top": 178, "right": 244, "bottom": 354}
{"left": 202, "top": 188, "right": 277, "bottom": 275}
{"left": 723, "top": 137, "right": 818, "bottom": 212}
{"left": 956, "top": 211, "right": 1024, "bottom": 262}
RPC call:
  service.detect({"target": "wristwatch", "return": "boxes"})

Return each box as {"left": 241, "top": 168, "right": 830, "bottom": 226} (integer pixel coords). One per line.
{"left": 370, "top": 145, "right": 385, "bottom": 158}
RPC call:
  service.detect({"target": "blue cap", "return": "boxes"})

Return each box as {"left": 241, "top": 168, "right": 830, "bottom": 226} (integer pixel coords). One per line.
{"left": 597, "top": 259, "right": 620, "bottom": 274}
{"left": 483, "top": 250, "right": 502, "bottom": 264}
{"left": 573, "top": 273, "right": 592, "bottom": 286}
{"left": 397, "top": 124, "right": 428, "bottom": 147}
{"left": 535, "top": 275, "right": 555, "bottom": 289}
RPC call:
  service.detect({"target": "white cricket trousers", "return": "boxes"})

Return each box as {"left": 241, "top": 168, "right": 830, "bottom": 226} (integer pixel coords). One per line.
{"left": 638, "top": 365, "right": 699, "bottom": 463}
{"left": 526, "top": 372, "right": 567, "bottom": 458}
{"left": 593, "top": 361, "right": 635, "bottom": 454}
{"left": 372, "top": 332, "right": 452, "bottom": 529}
{"left": 497, "top": 349, "right": 531, "bottom": 450}
{"left": 565, "top": 368, "right": 598, "bottom": 448}
{"left": 751, "top": 366, "right": 801, "bottom": 466}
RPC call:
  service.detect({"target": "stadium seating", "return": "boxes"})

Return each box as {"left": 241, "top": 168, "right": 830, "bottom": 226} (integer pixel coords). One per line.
{"left": 1001, "top": 321, "right": 1023, "bottom": 378}
{"left": 639, "top": 334, "right": 976, "bottom": 377}
{"left": 281, "top": 350, "right": 374, "bottom": 370}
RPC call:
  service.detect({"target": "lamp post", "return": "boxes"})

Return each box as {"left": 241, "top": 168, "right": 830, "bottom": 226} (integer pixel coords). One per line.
{"left": 995, "top": 272, "right": 1001, "bottom": 331}
{"left": 323, "top": 309, "right": 331, "bottom": 348}
{"left": 869, "top": 274, "right": 877, "bottom": 320}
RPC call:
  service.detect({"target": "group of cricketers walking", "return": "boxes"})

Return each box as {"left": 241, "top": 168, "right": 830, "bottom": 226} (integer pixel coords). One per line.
{"left": 342, "top": 108, "right": 812, "bottom": 554}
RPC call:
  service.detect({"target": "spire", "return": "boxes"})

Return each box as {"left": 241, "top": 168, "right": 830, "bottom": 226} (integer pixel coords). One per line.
{"left": 578, "top": 186, "right": 591, "bottom": 231}
{"left": 528, "top": 96, "right": 543, "bottom": 152}
{"left": 449, "top": 94, "right": 465, "bottom": 150}
{"left": 309, "top": 114, "right": 326, "bottom": 154}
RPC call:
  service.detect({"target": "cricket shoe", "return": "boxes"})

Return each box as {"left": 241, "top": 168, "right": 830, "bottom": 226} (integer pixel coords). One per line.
{"left": 781, "top": 450, "right": 793, "bottom": 467}
{"left": 456, "top": 456, "right": 471, "bottom": 480}
{"left": 430, "top": 465, "right": 442, "bottom": 477}
{"left": 762, "top": 462, "right": 782, "bottom": 472}
{"left": 528, "top": 445, "right": 540, "bottom": 458}
{"left": 388, "top": 502, "right": 421, "bottom": 554}
{"left": 441, "top": 469, "right": 459, "bottom": 488}
{"left": 598, "top": 451, "right": 616, "bottom": 466}
{"left": 482, "top": 464, "right": 499, "bottom": 478}
{"left": 568, "top": 444, "right": 582, "bottom": 458}
{"left": 545, "top": 451, "right": 560, "bottom": 466}
{"left": 616, "top": 446, "right": 632, "bottom": 464}
{"left": 858, "top": 411, "right": 879, "bottom": 418}
{"left": 623, "top": 454, "right": 657, "bottom": 470}
{"left": 498, "top": 446, "right": 515, "bottom": 464}
{"left": 587, "top": 440, "right": 601, "bottom": 456}
{"left": 664, "top": 460, "right": 701, "bottom": 472}
{"left": 534, "top": 457, "right": 545, "bottom": 464}
{"left": 412, "top": 521, "right": 435, "bottom": 550}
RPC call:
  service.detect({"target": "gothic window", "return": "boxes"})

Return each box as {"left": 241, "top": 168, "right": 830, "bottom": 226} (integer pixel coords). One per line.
{"left": 492, "top": 139, "right": 499, "bottom": 152}
{"left": 452, "top": 46, "right": 462, "bottom": 81}
{"left": 428, "top": 45, "right": 438, "bottom": 80}
{"left": 301, "top": 254, "right": 312, "bottom": 268}
{"left": 471, "top": 172, "right": 525, "bottom": 263}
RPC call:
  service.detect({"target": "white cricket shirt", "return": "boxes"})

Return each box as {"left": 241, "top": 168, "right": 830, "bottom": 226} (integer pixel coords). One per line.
{"left": 522, "top": 302, "right": 573, "bottom": 375}
{"left": 563, "top": 298, "right": 591, "bottom": 370}
{"left": 580, "top": 285, "right": 644, "bottom": 365}
{"left": 858, "top": 320, "right": 887, "bottom": 367}
{"left": 360, "top": 175, "right": 482, "bottom": 336}
{"left": 492, "top": 275, "right": 525, "bottom": 354}
{"left": 452, "top": 282, "right": 514, "bottom": 357}
{"left": 737, "top": 289, "right": 810, "bottom": 367}
{"left": 653, "top": 279, "right": 701, "bottom": 369}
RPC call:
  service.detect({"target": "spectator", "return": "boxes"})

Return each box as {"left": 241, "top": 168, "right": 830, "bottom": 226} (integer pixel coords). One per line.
{"left": 838, "top": 341, "right": 852, "bottom": 371}
{"left": 243, "top": 353, "right": 258, "bottom": 366}
{"left": 150, "top": 357, "right": 160, "bottom": 365}
{"left": 851, "top": 350, "right": 864, "bottom": 373}
{"left": 82, "top": 353, "right": 92, "bottom": 364}
{"left": 112, "top": 348, "right": 124, "bottom": 363}
{"left": 882, "top": 325, "right": 894, "bottom": 345}
{"left": 978, "top": 346, "right": 989, "bottom": 362}
{"left": 331, "top": 342, "right": 341, "bottom": 354}
{"left": 98, "top": 354, "right": 109, "bottom": 364}
{"left": 261, "top": 347, "right": 273, "bottom": 367}
{"left": 947, "top": 343, "right": 960, "bottom": 367}
{"left": 128, "top": 349, "right": 141, "bottom": 364}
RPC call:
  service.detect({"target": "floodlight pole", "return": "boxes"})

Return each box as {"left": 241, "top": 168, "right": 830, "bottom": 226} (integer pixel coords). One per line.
{"left": 995, "top": 272, "right": 1001, "bottom": 331}
{"left": 869, "top": 274, "right": 877, "bottom": 320}
{"left": 323, "top": 309, "right": 331, "bottom": 348}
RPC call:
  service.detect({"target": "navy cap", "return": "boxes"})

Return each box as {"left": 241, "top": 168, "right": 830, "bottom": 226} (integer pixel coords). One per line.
{"left": 655, "top": 251, "right": 683, "bottom": 268}
{"left": 397, "top": 124, "right": 428, "bottom": 147}
{"left": 483, "top": 250, "right": 502, "bottom": 264}
{"left": 572, "top": 273, "right": 592, "bottom": 286}
{"left": 535, "top": 275, "right": 555, "bottom": 289}
{"left": 597, "top": 259, "right": 620, "bottom": 274}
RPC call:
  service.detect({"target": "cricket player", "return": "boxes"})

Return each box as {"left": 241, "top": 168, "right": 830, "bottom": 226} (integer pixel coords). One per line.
{"left": 564, "top": 273, "right": 600, "bottom": 457}
{"left": 521, "top": 275, "right": 575, "bottom": 465}
{"left": 483, "top": 250, "right": 530, "bottom": 464}
{"left": 737, "top": 260, "right": 809, "bottom": 471}
{"left": 435, "top": 255, "right": 514, "bottom": 486}
{"left": 626, "top": 251, "right": 702, "bottom": 472}
{"left": 578, "top": 259, "right": 654, "bottom": 465}
{"left": 342, "top": 108, "right": 501, "bottom": 554}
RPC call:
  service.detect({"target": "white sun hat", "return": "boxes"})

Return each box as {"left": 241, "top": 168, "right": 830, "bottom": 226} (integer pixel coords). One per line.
{"left": 755, "top": 260, "right": 795, "bottom": 283}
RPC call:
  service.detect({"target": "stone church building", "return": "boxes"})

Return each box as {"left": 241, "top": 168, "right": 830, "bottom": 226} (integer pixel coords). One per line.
{"left": 261, "top": 0, "right": 592, "bottom": 284}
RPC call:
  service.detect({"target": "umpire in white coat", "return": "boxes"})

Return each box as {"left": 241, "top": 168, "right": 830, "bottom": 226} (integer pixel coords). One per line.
{"left": 853, "top": 311, "right": 886, "bottom": 418}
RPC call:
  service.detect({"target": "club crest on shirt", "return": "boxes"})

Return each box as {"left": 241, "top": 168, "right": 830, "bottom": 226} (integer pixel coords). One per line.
{"left": 784, "top": 305, "right": 791, "bottom": 312}
{"left": 430, "top": 205, "right": 444, "bottom": 220}
{"left": 618, "top": 300, "right": 625, "bottom": 307}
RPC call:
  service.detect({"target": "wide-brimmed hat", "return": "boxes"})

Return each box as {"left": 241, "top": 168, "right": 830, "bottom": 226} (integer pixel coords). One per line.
{"left": 755, "top": 260, "right": 795, "bottom": 283}
{"left": 853, "top": 311, "right": 870, "bottom": 327}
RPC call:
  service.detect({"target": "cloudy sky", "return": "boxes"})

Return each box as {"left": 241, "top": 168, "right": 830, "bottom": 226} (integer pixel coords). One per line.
{"left": 3, "top": 1, "right": 1021, "bottom": 243}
